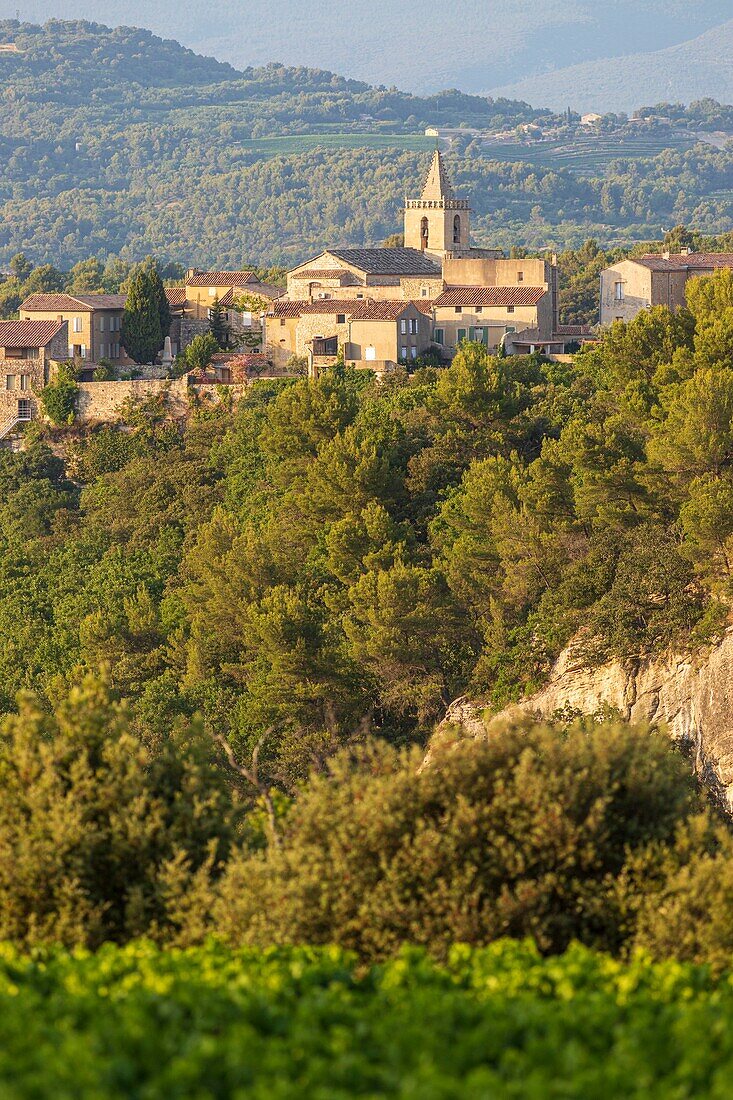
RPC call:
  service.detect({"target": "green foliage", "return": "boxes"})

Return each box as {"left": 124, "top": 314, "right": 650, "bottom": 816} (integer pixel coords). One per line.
{"left": 1, "top": 22, "right": 733, "bottom": 270}
{"left": 216, "top": 720, "right": 699, "bottom": 961}
{"left": 0, "top": 674, "right": 239, "bottom": 948}
{"left": 208, "top": 295, "right": 229, "bottom": 348}
{"left": 92, "top": 361, "right": 115, "bottom": 382}
{"left": 120, "top": 258, "right": 170, "bottom": 365}
{"left": 185, "top": 332, "right": 220, "bottom": 373}
{"left": 39, "top": 363, "right": 78, "bottom": 425}
{"left": 6, "top": 941, "right": 733, "bottom": 1097}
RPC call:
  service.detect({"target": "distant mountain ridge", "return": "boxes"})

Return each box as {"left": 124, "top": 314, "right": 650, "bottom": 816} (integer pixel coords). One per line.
{"left": 489, "top": 19, "right": 733, "bottom": 113}
{"left": 1, "top": 0, "right": 732, "bottom": 104}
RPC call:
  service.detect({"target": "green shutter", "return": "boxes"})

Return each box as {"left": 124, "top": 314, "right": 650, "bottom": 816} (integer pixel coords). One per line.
{"left": 434, "top": 328, "right": 445, "bottom": 345}
{"left": 457, "top": 328, "right": 467, "bottom": 344}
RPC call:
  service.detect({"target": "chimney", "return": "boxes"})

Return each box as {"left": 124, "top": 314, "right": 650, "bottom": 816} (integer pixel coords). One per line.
{"left": 186, "top": 268, "right": 201, "bottom": 281}
{"left": 662, "top": 251, "right": 671, "bottom": 261}
{"left": 680, "top": 247, "right": 692, "bottom": 256}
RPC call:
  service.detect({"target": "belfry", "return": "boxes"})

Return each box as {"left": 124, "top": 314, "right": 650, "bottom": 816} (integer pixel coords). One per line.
{"left": 403, "top": 148, "right": 471, "bottom": 258}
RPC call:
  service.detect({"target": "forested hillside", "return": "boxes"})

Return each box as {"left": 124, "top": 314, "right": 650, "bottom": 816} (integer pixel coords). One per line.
{"left": 1, "top": 20, "right": 732, "bottom": 265}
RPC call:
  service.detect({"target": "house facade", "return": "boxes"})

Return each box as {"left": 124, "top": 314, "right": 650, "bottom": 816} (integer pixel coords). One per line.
{"left": 20, "top": 290, "right": 186, "bottom": 368}
{"left": 600, "top": 252, "right": 733, "bottom": 325}
{"left": 265, "top": 298, "right": 433, "bottom": 375}
{"left": 0, "top": 319, "right": 68, "bottom": 437}
{"left": 183, "top": 270, "right": 284, "bottom": 320}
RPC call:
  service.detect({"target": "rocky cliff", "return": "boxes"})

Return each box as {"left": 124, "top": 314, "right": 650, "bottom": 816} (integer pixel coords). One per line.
{"left": 441, "top": 631, "right": 733, "bottom": 807}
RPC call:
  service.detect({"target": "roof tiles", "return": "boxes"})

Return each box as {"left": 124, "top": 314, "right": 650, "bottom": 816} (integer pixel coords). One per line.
{"left": 0, "top": 319, "right": 66, "bottom": 348}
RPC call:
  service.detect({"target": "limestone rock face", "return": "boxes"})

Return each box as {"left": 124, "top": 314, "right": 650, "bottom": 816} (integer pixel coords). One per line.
{"left": 442, "top": 631, "right": 733, "bottom": 806}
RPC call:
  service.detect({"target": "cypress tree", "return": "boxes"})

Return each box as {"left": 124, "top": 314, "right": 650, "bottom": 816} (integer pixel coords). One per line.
{"left": 121, "top": 259, "right": 169, "bottom": 365}
{"left": 209, "top": 295, "right": 229, "bottom": 348}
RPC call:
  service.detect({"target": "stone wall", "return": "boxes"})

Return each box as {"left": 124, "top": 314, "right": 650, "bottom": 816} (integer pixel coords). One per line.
{"left": 75, "top": 377, "right": 190, "bottom": 422}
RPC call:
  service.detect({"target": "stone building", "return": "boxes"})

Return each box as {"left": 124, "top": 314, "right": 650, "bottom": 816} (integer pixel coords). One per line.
{"left": 20, "top": 289, "right": 186, "bottom": 369}
{"left": 600, "top": 251, "right": 733, "bottom": 326}
{"left": 281, "top": 150, "right": 560, "bottom": 360}
{"left": 182, "top": 270, "right": 284, "bottom": 320}
{"left": 265, "top": 298, "right": 433, "bottom": 375}
{"left": 286, "top": 249, "right": 443, "bottom": 304}
{"left": 0, "top": 318, "right": 68, "bottom": 440}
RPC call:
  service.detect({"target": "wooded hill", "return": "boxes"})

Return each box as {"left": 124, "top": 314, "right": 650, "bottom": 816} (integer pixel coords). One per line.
{"left": 1, "top": 20, "right": 732, "bottom": 266}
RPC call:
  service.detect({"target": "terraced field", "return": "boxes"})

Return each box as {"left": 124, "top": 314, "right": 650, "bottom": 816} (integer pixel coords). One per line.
{"left": 480, "top": 133, "right": 698, "bottom": 173}
{"left": 235, "top": 132, "right": 435, "bottom": 157}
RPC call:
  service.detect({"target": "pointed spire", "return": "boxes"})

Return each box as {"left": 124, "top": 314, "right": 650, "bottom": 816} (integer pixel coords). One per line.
{"left": 421, "top": 148, "right": 453, "bottom": 201}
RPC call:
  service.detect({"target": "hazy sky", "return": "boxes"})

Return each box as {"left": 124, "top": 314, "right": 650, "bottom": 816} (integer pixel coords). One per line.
{"left": 2, "top": 0, "right": 731, "bottom": 93}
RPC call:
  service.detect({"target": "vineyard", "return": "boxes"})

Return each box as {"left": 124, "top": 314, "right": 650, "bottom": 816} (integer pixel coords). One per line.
{"left": 2, "top": 941, "right": 733, "bottom": 1097}
{"left": 480, "top": 132, "right": 699, "bottom": 173}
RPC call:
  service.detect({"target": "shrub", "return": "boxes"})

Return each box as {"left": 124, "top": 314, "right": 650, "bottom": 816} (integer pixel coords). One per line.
{"left": 39, "top": 363, "right": 79, "bottom": 425}
{"left": 0, "top": 676, "right": 239, "bottom": 948}
{"left": 215, "top": 720, "right": 701, "bottom": 961}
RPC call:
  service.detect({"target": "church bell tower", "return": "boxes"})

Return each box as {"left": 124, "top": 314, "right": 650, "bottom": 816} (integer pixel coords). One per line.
{"left": 404, "top": 148, "right": 471, "bottom": 258}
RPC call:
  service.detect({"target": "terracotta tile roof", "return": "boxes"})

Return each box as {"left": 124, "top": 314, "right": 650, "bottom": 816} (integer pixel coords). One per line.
{"left": 349, "top": 300, "right": 422, "bottom": 321}
{"left": 291, "top": 269, "right": 352, "bottom": 280}
{"left": 0, "top": 319, "right": 65, "bottom": 347}
{"left": 268, "top": 299, "right": 361, "bottom": 318}
{"left": 218, "top": 288, "right": 235, "bottom": 307}
{"left": 434, "top": 286, "right": 546, "bottom": 308}
{"left": 633, "top": 252, "right": 733, "bottom": 272}
{"left": 185, "top": 271, "right": 255, "bottom": 287}
{"left": 72, "top": 294, "right": 127, "bottom": 309}
{"left": 555, "top": 323, "right": 593, "bottom": 336}
{"left": 165, "top": 286, "right": 186, "bottom": 307}
{"left": 328, "top": 248, "right": 442, "bottom": 276}
{"left": 21, "top": 292, "right": 126, "bottom": 312}
{"left": 239, "top": 281, "right": 285, "bottom": 301}
{"left": 22, "top": 293, "right": 93, "bottom": 312}
{"left": 268, "top": 299, "right": 426, "bottom": 321}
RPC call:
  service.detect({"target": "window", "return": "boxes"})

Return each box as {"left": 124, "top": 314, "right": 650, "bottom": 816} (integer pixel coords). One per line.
{"left": 5, "top": 374, "right": 14, "bottom": 391}
{"left": 453, "top": 214, "right": 461, "bottom": 245}
{"left": 410, "top": 346, "right": 418, "bottom": 360}
{"left": 507, "top": 305, "right": 515, "bottom": 314}
{"left": 99, "top": 343, "right": 105, "bottom": 359}
{"left": 421, "top": 287, "right": 429, "bottom": 298}
{"left": 476, "top": 307, "right": 483, "bottom": 314}
{"left": 80, "top": 345, "right": 87, "bottom": 359}
{"left": 455, "top": 306, "right": 462, "bottom": 315}
{"left": 400, "top": 319, "right": 407, "bottom": 335}
{"left": 73, "top": 317, "right": 83, "bottom": 333}
{"left": 420, "top": 216, "right": 429, "bottom": 248}
{"left": 517, "top": 271, "right": 524, "bottom": 282}
{"left": 409, "top": 318, "right": 418, "bottom": 335}
{"left": 434, "top": 328, "right": 445, "bottom": 345}
{"left": 336, "top": 314, "right": 346, "bottom": 325}
{"left": 280, "top": 319, "right": 286, "bottom": 327}
{"left": 99, "top": 316, "right": 105, "bottom": 331}
{"left": 17, "top": 399, "right": 31, "bottom": 421}
{"left": 68, "top": 344, "right": 74, "bottom": 358}
{"left": 19, "top": 374, "right": 30, "bottom": 391}
{"left": 365, "top": 345, "right": 376, "bottom": 361}
{"left": 401, "top": 346, "right": 408, "bottom": 359}
{"left": 208, "top": 287, "right": 217, "bottom": 297}
{"left": 614, "top": 281, "right": 624, "bottom": 301}
{"left": 356, "top": 293, "right": 364, "bottom": 299}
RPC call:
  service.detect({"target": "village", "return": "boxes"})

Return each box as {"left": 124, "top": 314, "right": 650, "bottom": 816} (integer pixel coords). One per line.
{"left": 2, "top": 148, "right": 733, "bottom": 442}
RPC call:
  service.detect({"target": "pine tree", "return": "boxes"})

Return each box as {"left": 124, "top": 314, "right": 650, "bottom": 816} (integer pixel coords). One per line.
{"left": 121, "top": 259, "right": 169, "bottom": 365}
{"left": 209, "top": 295, "right": 229, "bottom": 348}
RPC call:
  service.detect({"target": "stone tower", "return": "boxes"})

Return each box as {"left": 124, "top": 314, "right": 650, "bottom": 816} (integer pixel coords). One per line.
{"left": 404, "top": 149, "right": 471, "bottom": 258}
